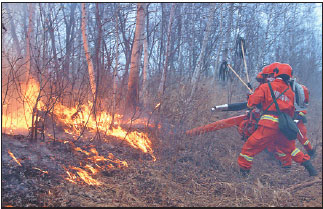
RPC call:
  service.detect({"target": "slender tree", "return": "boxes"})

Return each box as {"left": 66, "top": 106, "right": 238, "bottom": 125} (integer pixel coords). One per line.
{"left": 125, "top": 3, "right": 146, "bottom": 114}
{"left": 81, "top": 3, "right": 96, "bottom": 97}
{"left": 189, "top": 3, "right": 216, "bottom": 100}
{"left": 157, "top": 3, "right": 176, "bottom": 98}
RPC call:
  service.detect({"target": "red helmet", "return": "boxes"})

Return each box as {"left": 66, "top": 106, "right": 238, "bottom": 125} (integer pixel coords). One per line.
{"left": 265, "top": 62, "right": 281, "bottom": 75}
{"left": 261, "top": 65, "right": 270, "bottom": 75}
{"left": 273, "top": 63, "right": 293, "bottom": 78}
{"left": 301, "top": 85, "right": 309, "bottom": 103}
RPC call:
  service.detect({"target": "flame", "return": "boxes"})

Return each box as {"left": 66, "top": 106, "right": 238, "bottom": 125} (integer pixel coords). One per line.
{"left": 70, "top": 166, "right": 102, "bottom": 186}
{"left": 8, "top": 150, "right": 22, "bottom": 166}
{"left": 3, "top": 79, "right": 157, "bottom": 187}
{"left": 3, "top": 80, "right": 156, "bottom": 159}
{"left": 64, "top": 146, "right": 128, "bottom": 185}
{"left": 155, "top": 102, "right": 161, "bottom": 109}
{"left": 53, "top": 101, "right": 156, "bottom": 160}
{"left": 32, "top": 167, "right": 48, "bottom": 174}
{"left": 2, "top": 78, "right": 44, "bottom": 135}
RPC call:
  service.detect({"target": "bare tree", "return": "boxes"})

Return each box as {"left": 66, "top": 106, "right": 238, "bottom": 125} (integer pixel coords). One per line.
{"left": 125, "top": 3, "right": 146, "bottom": 114}
{"left": 157, "top": 3, "right": 176, "bottom": 98}
{"left": 81, "top": 3, "right": 96, "bottom": 97}
{"left": 189, "top": 3, "right": 216, "bottom": 100}
{"left": 25, "top": 3, "right": 34, "bottom": 80}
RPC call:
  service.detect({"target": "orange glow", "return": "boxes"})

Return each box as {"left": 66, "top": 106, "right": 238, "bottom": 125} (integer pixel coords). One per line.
{"left": 70, "top": 166, "right": 102, "bottom": 186}
{"left": 32, "top": 167, "right": 48, "bottom": 174}
{"left": 2, "top": 78, "right": 44, "bottom": 135}
{"left": 155, "top": 102, "right": 161, "bottom": 109}
{"left": 3, "top": 79, "right": 157, "bottom": 186}
{"left": 64, "top": 146, "right": 128, "bottom": 185}
{"left": 53, "top": 101, "right": 156, "bottom": 160}
{"left": 3, "top": 79, "right": 156, "bottom": 160}
{"left": 8, "top": 150, "right": 22, "bottom": 166}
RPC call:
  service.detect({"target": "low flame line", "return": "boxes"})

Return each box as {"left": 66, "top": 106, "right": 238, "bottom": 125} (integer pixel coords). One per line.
{"left": 32, "top": 167, "right": 48, "bottom": 174}
{"left": 8, "top": 150, "right": 22, "bottom": 166}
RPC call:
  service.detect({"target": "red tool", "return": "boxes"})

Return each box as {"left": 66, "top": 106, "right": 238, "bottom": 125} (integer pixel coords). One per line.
{"left": 186, "top": 114, "right": 247, "bottom": 136}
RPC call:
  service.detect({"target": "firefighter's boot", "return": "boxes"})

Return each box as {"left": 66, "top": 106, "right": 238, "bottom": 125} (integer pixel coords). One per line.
{"left": 239, "top": 168, "right": 250, "bottom": 177}
{"left": 301, "top": 160, "right": 318, "bottom": 176}
{"left": 307, "top": 147, "right": 316, "bottom": 159}
{"left": 282, "top": 165, "right": 291, "bottom": 173}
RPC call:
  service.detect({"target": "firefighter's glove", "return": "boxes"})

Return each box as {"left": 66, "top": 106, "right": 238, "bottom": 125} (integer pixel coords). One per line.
{"left": 247, "top": 83, "right": 253, "bottom": 90}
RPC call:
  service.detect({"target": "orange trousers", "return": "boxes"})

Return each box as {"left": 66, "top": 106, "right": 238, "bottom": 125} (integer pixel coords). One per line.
{"left": 269, "top": 121, "right": 312, "bottom": 166}
{"left": 238, "top": 125, "right": 310, "bottom": 170}
{"left": 297, "top": 121, "right": 313, "bottom": 152}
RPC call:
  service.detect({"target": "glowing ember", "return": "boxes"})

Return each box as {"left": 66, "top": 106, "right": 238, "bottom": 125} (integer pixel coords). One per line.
{"left": 32, "top": 167, "right": 48, "bottom": 174}
{"left": 155, "top": 102, "right": 161, "bottom": 109}
{"left": 8, "top": 150, "right": 22, "bottom": 166}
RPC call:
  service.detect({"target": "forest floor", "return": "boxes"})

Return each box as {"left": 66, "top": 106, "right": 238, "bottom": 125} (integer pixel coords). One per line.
{"left": 1, "top": 101, "right": 322, "bottom": 207}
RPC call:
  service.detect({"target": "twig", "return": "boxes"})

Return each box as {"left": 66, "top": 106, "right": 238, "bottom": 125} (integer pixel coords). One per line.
{"left": 287, "top": 178, "right": 321, "bottom": 192}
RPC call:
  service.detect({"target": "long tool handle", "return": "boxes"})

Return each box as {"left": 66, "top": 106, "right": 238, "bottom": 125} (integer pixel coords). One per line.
{"left": 227, "top": 64, "right": 253, "bottom": 93}
{"left": 212, "top": 102, "right": 247, "bottom": 112}
{"left": 240, "top": 40, "right": 250, "bottom": 84}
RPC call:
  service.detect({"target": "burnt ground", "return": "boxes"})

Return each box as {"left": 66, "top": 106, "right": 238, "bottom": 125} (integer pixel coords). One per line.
{"left": 1, "top": 101, "right": 322, "bottom": 207}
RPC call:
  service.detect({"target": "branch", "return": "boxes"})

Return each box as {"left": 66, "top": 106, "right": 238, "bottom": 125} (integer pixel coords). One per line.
{"left": 287, "top": 177, "right": 321, "bottom": 192}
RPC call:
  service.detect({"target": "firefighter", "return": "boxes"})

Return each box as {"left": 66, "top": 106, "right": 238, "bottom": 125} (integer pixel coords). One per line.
{"left": 238, "top": 63, "right": 279, "bottom": 140}
{"left": 291, "top": 80, "right": 315, "bottom": 157}
{"left": 272, "top": 80, "right": 316, "bottom": 169}
{"left": 237, "top": 63, "right": 317, "bottom": 177}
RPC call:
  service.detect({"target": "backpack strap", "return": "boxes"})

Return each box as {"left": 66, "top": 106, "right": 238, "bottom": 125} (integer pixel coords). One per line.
{"left": 262, "top": 82, "right": 289, "bottom": 115}
{"left": 254, "top": 82, "right": 289, "bottom": 129}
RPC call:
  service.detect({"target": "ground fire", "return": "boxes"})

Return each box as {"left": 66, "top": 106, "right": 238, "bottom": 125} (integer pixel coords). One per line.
{"left": 2, "top": 78, "right": 156, "bottom": 186}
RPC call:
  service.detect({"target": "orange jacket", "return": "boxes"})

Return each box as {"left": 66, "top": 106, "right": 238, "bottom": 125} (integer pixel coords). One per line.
{"left": 247, "top": 78, "right": 295, "bottom": 128}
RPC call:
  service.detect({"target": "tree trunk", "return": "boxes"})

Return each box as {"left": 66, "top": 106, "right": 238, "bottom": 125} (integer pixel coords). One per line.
{"left": 48, "top": 8, "right": 60, "bottom": 81}
{"left": 142, "top": 30, "right": 149, "bottom": 107}
{"left": 158, "top": 3, "right": 176, "bottom": 98}
{"left": 81, "top": 3, "right": 96, "bottom": 97}
{"left": 125, "top": 3, "right": 146, "bottom": 114}
{"left": 213, "top": 4, "right": 224, "bottom": 85}
{"left": 110, "top": 6, "right": 119, "bottom": 129}
{"left": 25, "top": 3, "right": 34, "bottom": 80}
{"left": 62, "top": 3, "right": 76, "bottom": 81}
{"left": 189, "top": 3, "right": 216, "bottom": 100}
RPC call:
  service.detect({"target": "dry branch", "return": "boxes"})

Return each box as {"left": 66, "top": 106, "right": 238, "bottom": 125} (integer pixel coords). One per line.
{"left": 287, "top": 177, "right": 321, "bottom": 192}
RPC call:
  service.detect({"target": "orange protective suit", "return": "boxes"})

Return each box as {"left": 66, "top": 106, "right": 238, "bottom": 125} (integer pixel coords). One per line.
{"left": 269, "top": 83, "right": 313, "bottom": 166}
{"left": 238, "top": 78, "right": 310, "bottom": 171}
